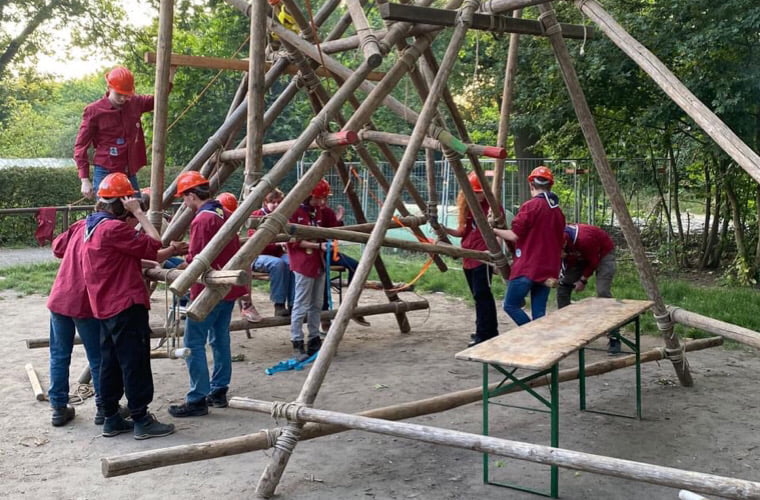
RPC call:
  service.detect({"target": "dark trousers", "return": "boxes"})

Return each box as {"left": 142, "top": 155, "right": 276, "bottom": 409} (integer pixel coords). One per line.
{"left": 322, "top": 252, "right": 358, "bottom": 310}
{"left": 465, "top": 264, "right": 499, "bottom": 341}
{"left": 100, "top": 304, "right": 154, "bottom": 420}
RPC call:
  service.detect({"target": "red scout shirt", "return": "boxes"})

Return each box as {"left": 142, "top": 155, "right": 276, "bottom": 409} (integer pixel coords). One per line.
{"left": 509, "top": 192, "right": 566, "bottom": 282}
{"left": 73, "top": 93, "right": 154, "bottom": 179}
{"left": 82, "top": 215, "right": 161, "bottom": 319}
{"left": 186, "top": 200, "right": 248, "bottom": 301}
{"left": 248, "top": 207, "right": 285, "bottom": 257}
{"left": 563, "top": 223, "right": 615, "bottom": 279}
{"left": 287, "top": 203, "right": 341, "bottom": 278}
{"left": 47, "top": 220, "right": 93, "bottom": 318}
{"left": 461, "top": 199, "right": 504, "bottom": 270}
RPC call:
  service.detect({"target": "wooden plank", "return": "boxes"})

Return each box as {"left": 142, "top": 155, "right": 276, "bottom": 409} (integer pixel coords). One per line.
{"left": 455, "top": 298, "right": 653, "bottom": 370}
{"left": 144, "top": 52, "right": 386, "bottom": 81}
{"left": 378, "top": 3, "right": 593, "bottom": 40}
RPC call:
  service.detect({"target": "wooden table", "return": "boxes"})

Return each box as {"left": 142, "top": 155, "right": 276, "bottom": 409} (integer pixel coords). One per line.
{"left": 455, "top": 297, "right": 654, "bottom": 497}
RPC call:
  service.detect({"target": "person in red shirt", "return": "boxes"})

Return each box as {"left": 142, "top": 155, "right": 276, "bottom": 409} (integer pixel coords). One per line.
{"left": 558, "top": 223, "right": 620, "bottom": 353}
{"left": 47, "top": 219, "right": 103, "bottom": 427}
{"left": 168, "top": 172, "right": 249, "bottom": 417}
{"left": 446, "top": 172, "right": 503, "bottom": 347}
{"left": 493, "top": 166, "right": 566, "bottom": 326}
{"left": 82, "top": 173, "right": 179, "bottom": 439}
{"left": 286, "top": 179, "right": 340, "bottom": 361}
{"left": 74, "top": 66, "right": 175, "bottom": 199}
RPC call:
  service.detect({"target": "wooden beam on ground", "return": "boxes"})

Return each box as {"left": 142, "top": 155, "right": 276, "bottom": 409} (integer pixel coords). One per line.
{"left": 669, "top": 307, "right": 760, "bottom": 350}
{"left": 25, "top": 363, "right": 45, "bottom": 401}
{"left": 100, "top": 337, "right": 722, "bottom": 478}
{"left": 144, "top": 52, "right": 386, "bottom": 81}
{"left": 378, "top": 3, "right": 593, "bottom": 40}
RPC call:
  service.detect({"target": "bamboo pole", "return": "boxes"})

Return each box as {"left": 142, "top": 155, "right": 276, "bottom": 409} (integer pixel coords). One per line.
{"left": 26, "top": 300, "right": 430, "bottom": 350}
{"left": 669, "top": 307, "right": 760, "bottom": 350}
{"left": 536, "top": 3, "right": 692, "bottom": 387}
{"left": 25, "top": 363, "right": 45, "bottom": 401}
{"left": 493, "top": 8, "right": 521, "bottom": 204}
{"left": 574, "top": 0, "right": 760, "bottom": 185}
{"left": 148, "top": 0, "right": 174, "bottom": 231}
{"left": 100, "top": 337, "right": 722, "bottom": 478}
{"left": 244, "top": 0, "right": 268, "bottom": 191}
{"left": 246, "top": 398, "right": 760, "bottom": 500}
{"left": 255, "top": 1, "right": 478, "bottom": 496}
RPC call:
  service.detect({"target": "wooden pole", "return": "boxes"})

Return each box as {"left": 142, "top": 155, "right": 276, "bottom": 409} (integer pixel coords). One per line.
{"left": 143, "top": 267, "right": 249, "bottom": 286}
{"left": 574, "top": 0, "right": 760, "bottom": 185}
{"left": 536, "top": 3, "right": 692, "bottom": 387}
{"left": 77, "top": 365, "right": 91, "bottom": 385}
{"left": 493, "top": 9, "right": 521, "bottom": 204}
{"left": 481, "top": 0, "right": 550, "bottom": 14}
{"left": 669, "top": 307, "right": 760, "bottom": 350}
{"left": 25, "top": 363, "right": 45, "bottom": 401}
{"left": 345, "top": 0, "right": 383, "bottom": 67}
{"left": 100, "top": 337, "right": 721, "bottom": 478}
{"left": 255, "top": 1, "right": 477, "bottom": 496}
{"left": 148, "top": 0, "right": 174, "bottom": 231}
{"left": 219, "top": 131, "right": 359, "bottom": 160}
{"left": 244, "top": 0, "right": 268, "bottom": 192}
{"left": 26, "top": 300, "right": 431, "bottom": 350}
{"left": 247, "top": 398, "right": 760, "bottom": 500}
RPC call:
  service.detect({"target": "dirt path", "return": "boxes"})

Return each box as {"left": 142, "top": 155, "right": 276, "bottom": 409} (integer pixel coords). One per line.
{"left": 2, "top": 289, "right": 758, "bottom": 499}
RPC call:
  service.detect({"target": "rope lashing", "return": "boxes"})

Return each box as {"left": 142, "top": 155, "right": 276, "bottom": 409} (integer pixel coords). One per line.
{"left": 314, "top": 132, "right": 330, "bottom": 150}
{"left": 537, "top": 11, "right": 563, "bottom": 37}
{"left": 457, "top": 0, "right": 480, "bottom": 25}
{"left": 273, "top": 424, "right": 301, "bottom": 454}
{"left": 665, "top": 346, "right": 684, "bottom": 364}
{"left": 490, "top": 250, "right": 509, "bottom": 270}
{"left": 271, "top": 401, "right": 305, "bottom": 421}
{"left": 261, "top": 427, "right": 281, "bottom": 448}
{"left": 654, "top": 309, "right": 676, "bottom": 333}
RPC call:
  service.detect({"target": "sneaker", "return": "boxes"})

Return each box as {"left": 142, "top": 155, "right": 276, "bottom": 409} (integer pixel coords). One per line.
{"left": 168, "top": 400, "right": 209, "bottom": 418}
{"left": 102, "top": 414, "right": 134, "bottom": 437}
{"left": 274, "top": 303, "right": 291, "bottom": 317}
{"left": 206, "top": 389, "right": 228, "bottom": 408}
{"left": 607, "top": 338, "right": 622, "bottom": 356}
{"left": 51, "top": 405, "right": 75, "bottom": 427}
{"left": 352, "top": 316, "right": 371, "bottom": 327}
{"left": 134, "top": 414, "right": 176, "bottom": 440}
{"left": 241, "top": 303, "right": 262, "bottom": 322}
{"left": 95, "top": 405, "right": 130, "bottom": 425}
{"left": 306, "top": 336, "right": 322, "bottom": 356}
{"left": 292, "top": 340, "right": 308, "bottom": 362}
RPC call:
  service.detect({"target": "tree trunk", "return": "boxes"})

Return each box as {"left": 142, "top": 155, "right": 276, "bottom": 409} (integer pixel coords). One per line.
{"left": 724, "top": 174, "right": 748, "bottom": 265}
{"left": 698, "top": 160, "right": 712, "bottom": 267}
{"left": 0, "top": 0, "right": 64, "bottom": 77}
{"left": 666, "top": 138, "right": 688, "bottom": 267}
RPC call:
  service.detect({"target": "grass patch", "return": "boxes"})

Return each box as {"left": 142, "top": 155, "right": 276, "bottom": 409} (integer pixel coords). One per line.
{"left": 0, "top": 261, "right": 59, "bottom": 296}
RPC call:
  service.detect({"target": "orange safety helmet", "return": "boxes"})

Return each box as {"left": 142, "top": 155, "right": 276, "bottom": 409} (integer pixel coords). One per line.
{"left": 528, "top": 166, "right": 554, "bottom": 186}
{"left": 175, "top": 171, "right": 209, "bottom": 197}
{"left": 105, "top": 66, "right": 135, "bottom": 96}
{"left": 216, "top": 192, "right": 238, "bottom": 212}
{"left": 311, "top": 178, "right": 331, "bottom": 198}
{"left": 98, "top": 172, "right": 137, "bottom": 198}
{"left": 467, "top": 171, "right": 484, "bottom": 193}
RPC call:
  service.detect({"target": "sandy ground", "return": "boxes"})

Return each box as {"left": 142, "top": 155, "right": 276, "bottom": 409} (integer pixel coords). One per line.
{"left": 1, "top": 286, "right": 759, "bottom": 500}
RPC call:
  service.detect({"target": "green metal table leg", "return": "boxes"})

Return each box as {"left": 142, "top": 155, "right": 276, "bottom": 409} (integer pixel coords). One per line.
{"left": 635, "top": 316, "right": 642, "bottom": 419}
{"left": 482, "top": 363, "right": 489, "bottom": 483}
{"left": 578, "top": 347, "right": 586, "bottom": 411}
{"left": 550, "top": 363, "right": 559, "bottom": 498}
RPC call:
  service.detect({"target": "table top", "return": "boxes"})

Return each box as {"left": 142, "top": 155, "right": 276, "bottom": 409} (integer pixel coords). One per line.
{"left": 455, "top": 297, "right": 653, "bottom": 371}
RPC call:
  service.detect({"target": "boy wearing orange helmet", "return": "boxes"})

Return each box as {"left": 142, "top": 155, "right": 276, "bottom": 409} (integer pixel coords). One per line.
{"left": 74, "top": 65, "right": 175, "bottom": 199}
{"left": 81, "top": 173, "right": 181, "bottom": 439}
{"left": 493, "top": 166, "right": 566, "bottom": 326}
{"left": 168, "top": 172, "right": 249, "bottom": 417}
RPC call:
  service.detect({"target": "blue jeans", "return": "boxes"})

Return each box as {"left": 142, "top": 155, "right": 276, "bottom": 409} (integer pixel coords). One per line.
{"left": 323, "top": 252, "right": 358, "bottom": 310}
{"left": 253, "top": 254, "right": 294, "bottom": 307}
{"left": 93, "top": 165, "right": 140, "bottom": 197}
{"left": 291, "top": 271, "right": 325, "bottom": 342}
{"left": 182, "top": 299, "right": 234, "bottom": 403}
{"left": 503, "top": 276, "right": 551, "bottom": 326}
{"left": 48, "top": 312, "right": 102, "bottom": 409}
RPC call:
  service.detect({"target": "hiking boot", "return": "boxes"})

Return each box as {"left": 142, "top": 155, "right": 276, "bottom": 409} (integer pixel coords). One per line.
{"left": 320, "top": 319, "right": 332, "bottom": 333}
{"left": 468, "top": 333, "right": 497, "bottom": 348}
{"left": 352, "top": 316, "right": 371, "bottom": 327}
{"left": 51, "top": 405, "right": 75, "bottom": 427}
{"left": 274, "top": 303, "right": 291, "bottom": 317}
{"left": 241, "top": 302, "right": 262, "bottom": 322}
{"left": 95, "top": 404, "right": 130, "bottom": 425}
{"left": 206, "top": 388, "right": 229, "bottom": 408}
{"left": 306, "top": 336, "right": 322, "bottom": 356}
{"left": 607, "top": 337, "right": 622, "bottom": 356}
{"left": 168, "top": 400, "right": 209, "bottom": 418}
{"left": 102, "top": 414, "right": 134, "bottom": 437}
{"left": 134, "top": 414, "right": 175, "bottom": 440}
{"left": 292, "top": 340, "right": 308, "bottom": 362}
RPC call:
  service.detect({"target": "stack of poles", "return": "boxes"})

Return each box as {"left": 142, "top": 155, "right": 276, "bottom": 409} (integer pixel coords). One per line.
{"left": 129, "top": 0, "right": 760, "bottom": 496}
